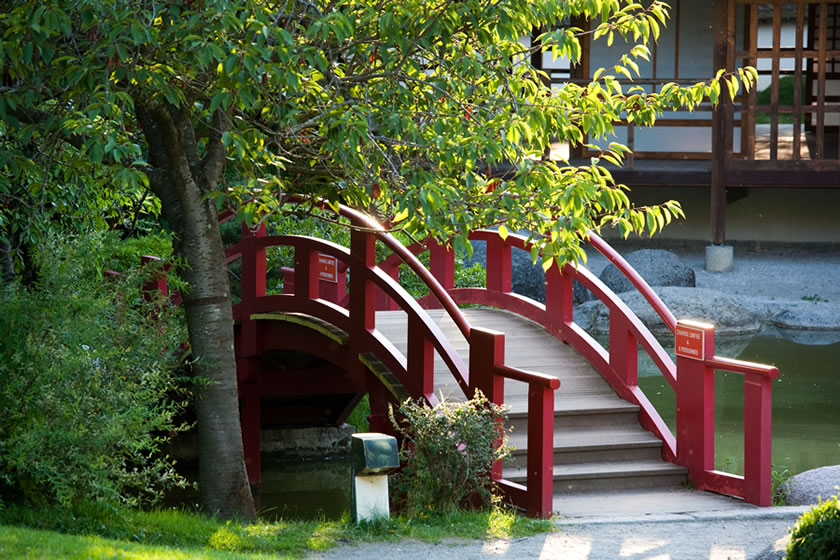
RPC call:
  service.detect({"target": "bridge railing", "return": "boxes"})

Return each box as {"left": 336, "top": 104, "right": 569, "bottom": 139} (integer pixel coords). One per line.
{"left": 392, "top": 229, "right": 778, "bottom": 506}
{"left": 222, "top": 207, "right": 560, "bottom": 518}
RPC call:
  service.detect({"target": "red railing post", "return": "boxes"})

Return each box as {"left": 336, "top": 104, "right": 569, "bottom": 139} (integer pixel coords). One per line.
{"left": 407, "top": 314, "right": 435, "bottom": 401}
{"left": 743, "top": 371, "right": 774, "bottom": 505}
{"left": 318, "top": 259, "right": 347, "bottom": 304}
{"left": 240, "top": 223, "right": 267, "bottom": 358}
{"left": 675, "top": 321, "right": 716, "bottom": 491}
{"left": 469, "top": 327, "right": 506, "bottom": 481}
{"left": 526, "top": 382, "right": 555, "bottom": 519}
{"left": 428, "top": 239, "right": 455, "bottom": 295}
{"left": 545, "top": 264, "right": 573, "bottom": 335}
{"left": 349, "top": 228, "right": 376, "bottom": 332}
{"left": 485, "top": 236, "right": 512, "bottom": 293}
{"left": 609, "top": 314, "right": 638, "bottom": 387}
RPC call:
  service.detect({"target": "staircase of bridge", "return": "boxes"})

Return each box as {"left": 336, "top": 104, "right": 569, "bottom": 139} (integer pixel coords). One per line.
{"left": 217, "top": 203, "right": 779, "bottom": 518}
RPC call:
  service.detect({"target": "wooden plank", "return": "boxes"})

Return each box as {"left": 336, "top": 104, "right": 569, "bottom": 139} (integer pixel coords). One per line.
{"left": 744, "top": 2, "right": 758, "bottom": 160}
{"left": 711, "top": 0, "right": 731, "bottom": 245}
{"left": 793, "top": 2, "right": 804, "bottom": 161}
{"left": 817, "top": 2, "right": 828, "bottom": 159}
{"left": 770, "top": 4, "right": 782, "bottom": 160}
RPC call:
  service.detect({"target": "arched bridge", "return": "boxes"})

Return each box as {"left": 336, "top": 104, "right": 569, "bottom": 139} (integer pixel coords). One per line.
{"left": 171, "top": 202, "right": 780, "bottom": 518}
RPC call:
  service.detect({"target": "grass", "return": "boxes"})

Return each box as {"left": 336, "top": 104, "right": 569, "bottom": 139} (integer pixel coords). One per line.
{"left": 0, "top": 502, "right": 553, "bottom": 559}
{"left": 754, "top": 75, "right": 805, "bottom": 124}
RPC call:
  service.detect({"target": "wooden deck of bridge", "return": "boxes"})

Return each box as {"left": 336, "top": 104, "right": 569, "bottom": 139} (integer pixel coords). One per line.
{"left": 375, "top": 306, "right": 617, "bottom": 412}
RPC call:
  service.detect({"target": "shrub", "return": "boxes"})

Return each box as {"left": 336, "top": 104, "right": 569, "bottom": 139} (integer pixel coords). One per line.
{"left": 786, "top": 494, "right": 840, "bottom": 560}
{"left": 0, "top": 232, "right": 189, "bottom": 508}
{"left": 389, "top": 391, "right": 510, "bottom": 515}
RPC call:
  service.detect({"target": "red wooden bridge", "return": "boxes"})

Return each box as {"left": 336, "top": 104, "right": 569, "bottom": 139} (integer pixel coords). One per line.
{"left": 177, "top": 203, "right": 779, "bottom": 518}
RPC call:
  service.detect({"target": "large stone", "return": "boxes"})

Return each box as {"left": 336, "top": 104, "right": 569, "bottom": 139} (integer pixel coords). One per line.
{"left": 574, "top": 287, "right": 761, "bottom": 336}
{"left": 783, "top": 465, "right": 840, "bottom": 505}
{"left": 772, "top": 302, "right": 840, "bottom": 331}
{"left": 598, "top": 249, "right": 695, "bottom": 295}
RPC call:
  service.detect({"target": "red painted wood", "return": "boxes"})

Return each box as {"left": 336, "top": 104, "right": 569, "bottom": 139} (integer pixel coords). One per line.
{"left": 743, "top": 372, "right": 774, "bottom": 506}
{"left": 485, "top": 236, "right": 512, "bottom": 293}
{"left": 428, "top": 239, "right": 455, "bottom": 295}
{"left": 468, "top": 328, "right": 506, "bottom": 482}
{"left": 609, "top": 314, "right": 638, "bottom": 387}
{"left": 178, "top": 200, "right": 782, "bottom": 512}
{"left": 676, "top": 354, "right": 716, "bottom": 489}
{"left": 407, "top": 313, "right": 435, "bottom": 401}
{"left": 527, "top": 383, "right": 555, "bottom": 519}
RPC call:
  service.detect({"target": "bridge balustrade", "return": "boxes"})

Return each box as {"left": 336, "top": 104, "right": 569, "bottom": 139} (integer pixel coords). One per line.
{"left": 377, "top": 229, "right": 779, "bottom": 507}
{"left": 155, "top": 203, "right": 778, "bottom": 513}
{"left": 221, "top": 208, "right": 560, "bottom": 518}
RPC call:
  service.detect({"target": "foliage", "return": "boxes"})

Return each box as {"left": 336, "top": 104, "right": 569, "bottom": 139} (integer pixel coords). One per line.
{"left": 346, "top": 394, "right": 371, "bottom": 433}
{"left": 755, "top": 75, "right": 805, "bottom": 124}
{"left": 0, "top": 232, "right": 189, "bottom": 508}
{"left": 0, "top": 0, "right": 755, "bottom": 516}
{"left": 771, "top": 464, "right": 793, "bottom": 506}
{"left": 786, "top": 494, "right": 840, "bottom": 560}
{"left": 389, "top": 391, "right": 510, "bottom": 515}
{"left": 0, "top": 502, "right": 552, "bottom": 558}
{"left": 397, "top": 253, "right": 486, "bottom": 300}
{"left": 0, "top": 0, "right": 756, "bottom": 272}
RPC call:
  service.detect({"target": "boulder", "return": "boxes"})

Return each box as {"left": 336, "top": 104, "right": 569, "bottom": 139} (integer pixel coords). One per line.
{"left": 598, "top": 249, "right": 695, "bottom": 296}
{"left": 773, "top": 302, "right": 840, "bottom": 331}
{"left": 574, "top": 287, "right": 761, "bottom": 336}
{"left": 783, "top": 465, "right": 840, "bottom": 506}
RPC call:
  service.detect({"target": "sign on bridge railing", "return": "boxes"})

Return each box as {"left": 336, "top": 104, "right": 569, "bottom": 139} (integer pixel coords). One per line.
{"left": 675, "top": 320, "right": 713, "bottom": 361}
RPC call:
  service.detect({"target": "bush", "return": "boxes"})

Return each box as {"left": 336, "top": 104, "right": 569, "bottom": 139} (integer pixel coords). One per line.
{"left": 786, "top": 494, "right": 840, "bottom": 560}
{"left": 0, "top": 232, "right": 189, "bottom": 508}
{"left": 389, "top": 391, "right": 510, "bottom": 515}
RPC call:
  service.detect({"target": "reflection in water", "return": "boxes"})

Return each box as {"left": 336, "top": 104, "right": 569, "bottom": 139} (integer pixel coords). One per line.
{"left": 256, "top": 457, "right": 352, "bottom": 520}
{"left": 639, "top": 330, "right": 840, "bottom": 475}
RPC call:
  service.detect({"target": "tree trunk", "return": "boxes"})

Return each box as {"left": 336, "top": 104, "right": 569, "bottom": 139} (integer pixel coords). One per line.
{"left": 179, "top": 195, "right": 256, "bottom": 521}
{"left": 136, "top": 102, "right": 256, "bottom": 521}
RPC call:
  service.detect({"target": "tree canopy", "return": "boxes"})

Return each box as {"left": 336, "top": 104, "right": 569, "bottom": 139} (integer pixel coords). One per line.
{"left": 0, "top": 0, "right": 754, "bottom": 518}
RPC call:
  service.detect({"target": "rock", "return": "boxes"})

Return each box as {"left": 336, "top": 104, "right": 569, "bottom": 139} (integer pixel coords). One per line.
{"left": 598, "top": 249, "right": 695, "bottom": 295}
{"left": 783, "top": 465, "right": 840, "bottom": 505}
{"left": 772, "top": 301, "right": 840, "bottom": 331}
{"left": 574, "top": 287, "right": 761, "bottom": 336}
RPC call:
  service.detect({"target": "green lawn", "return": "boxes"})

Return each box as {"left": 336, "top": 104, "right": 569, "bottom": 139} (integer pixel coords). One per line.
{"left": 0, "top": 525, "right": 278, "bottom": 560}
{"left": 0, "top": 504, "right": 553, "bottom": 559}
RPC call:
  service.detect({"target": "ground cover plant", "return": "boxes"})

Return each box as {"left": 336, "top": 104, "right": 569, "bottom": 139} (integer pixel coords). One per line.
{"left": 0, "top": 502, "right": 552, "bottom": 559}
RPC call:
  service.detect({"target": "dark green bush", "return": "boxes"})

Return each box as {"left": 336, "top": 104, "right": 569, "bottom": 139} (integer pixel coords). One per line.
{"left": 389, "top": 391, "right": 510, "bottom": 515}
{"left": 0, "top": 232, "right": 189, "bottom": 508}
{"left": 786, "top": 494, "right": 840, "bottom": 560}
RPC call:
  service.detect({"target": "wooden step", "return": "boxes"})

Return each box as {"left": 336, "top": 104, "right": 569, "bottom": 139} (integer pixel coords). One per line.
{"left": 503, "top": 460, "right": 688, "bottom": 493}
{"left": 375, "top": 306, "right": 688, "bottom": 496}
{"left": 507, "top": 427, "right": 666, "bottom": 468}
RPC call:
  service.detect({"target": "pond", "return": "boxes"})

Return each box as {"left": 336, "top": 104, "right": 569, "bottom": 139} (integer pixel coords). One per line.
{"left": 637, "top": 328, "right": 840, "bottom": 476}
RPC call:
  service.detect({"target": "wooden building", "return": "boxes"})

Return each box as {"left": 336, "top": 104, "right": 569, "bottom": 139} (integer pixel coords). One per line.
{"left": 534, "top": 0, "right": 840, "bottom": 259}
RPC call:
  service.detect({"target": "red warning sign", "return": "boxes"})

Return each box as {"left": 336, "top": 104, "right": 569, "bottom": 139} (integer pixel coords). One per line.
{"left": 317, "top": 254, "right": 338, "bottom": 283}
{"left": 675, "top": 322, "right": 706, "bottom": 361}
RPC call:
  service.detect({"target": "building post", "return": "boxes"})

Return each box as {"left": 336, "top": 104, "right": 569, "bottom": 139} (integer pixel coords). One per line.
{"left": 709, "top": 0, "right": 734, "bottom": 271}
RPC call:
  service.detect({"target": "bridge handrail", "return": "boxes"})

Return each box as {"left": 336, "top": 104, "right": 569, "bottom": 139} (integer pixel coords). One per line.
{"left": 706, "top": 356, "right": 780, "bottom": 379}
{"left": 396, "top": 227, "right": 777, "bottom": 507}
{"left": 586, "top": 231, "right": 678, "bottom": 333}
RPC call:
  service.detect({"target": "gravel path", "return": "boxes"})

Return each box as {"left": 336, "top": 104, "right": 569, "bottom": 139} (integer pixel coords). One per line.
{"left": 310, "top": 510, "right": 805, "bottom": 560}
